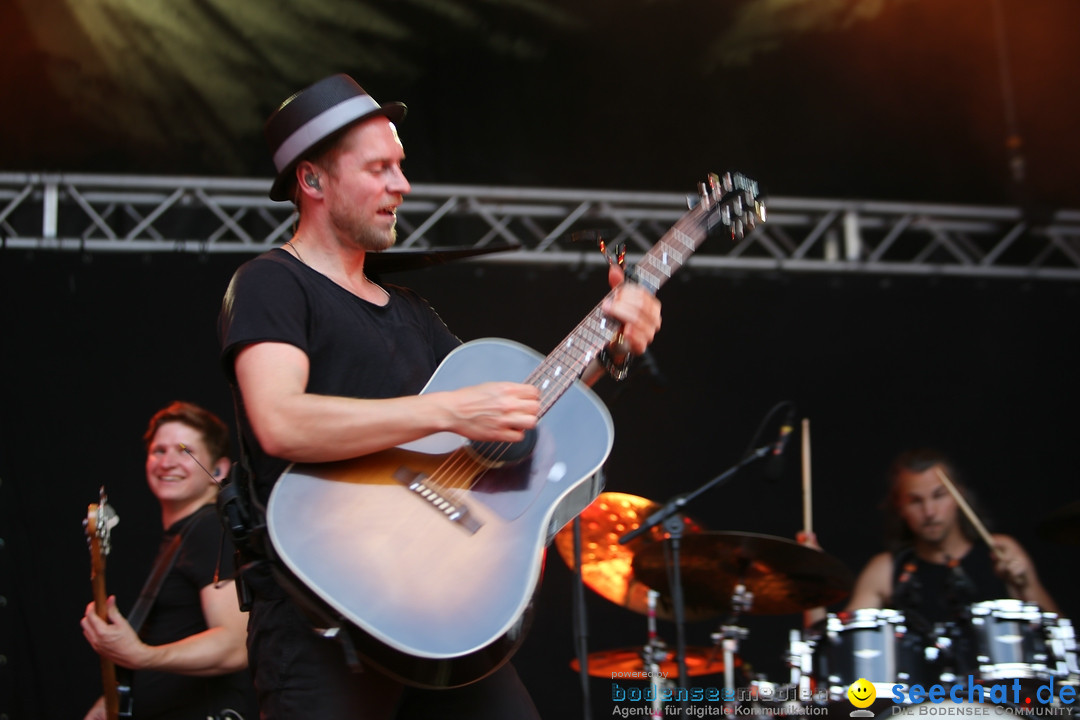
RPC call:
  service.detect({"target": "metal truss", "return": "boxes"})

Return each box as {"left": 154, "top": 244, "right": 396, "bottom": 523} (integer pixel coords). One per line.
{"left": 3, "top": 172, "right": 1079, "bottom": 281}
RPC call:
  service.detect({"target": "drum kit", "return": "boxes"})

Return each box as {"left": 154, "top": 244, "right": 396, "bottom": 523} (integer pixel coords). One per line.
{"left": 554, "top": 490, "right": 1080, "bottom": 717}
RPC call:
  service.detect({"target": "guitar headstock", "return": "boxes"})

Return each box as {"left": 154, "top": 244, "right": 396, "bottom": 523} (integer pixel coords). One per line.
{"left": 697, "top": 171, "right": 766, "bottom": 241}
{"left": 84, "top": 486, "right": 119, "bottom": 560}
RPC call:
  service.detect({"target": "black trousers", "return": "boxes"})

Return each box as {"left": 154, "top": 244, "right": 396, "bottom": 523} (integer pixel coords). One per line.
{"left": 246, "top": 574, "right": 542, "bottom": 720}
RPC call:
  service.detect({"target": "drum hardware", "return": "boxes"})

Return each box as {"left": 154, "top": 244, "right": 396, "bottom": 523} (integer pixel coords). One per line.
{"left": 929, "top": 623, "right": 960, "bottom": 684}
{"left": 707, "top": 585, "right": 753, "bottom": 713}
{"left": 733, "top": 626, "right": 820, "bottom": 716}
{"left": 786, "top": 628, "right": 817, "bottom": 700}
{"left": 1045, "top": 615, "right": 1080, "bottom": 680}
{"left": 616, "top": 435, "right": 791, "bottom": 701}
{"left": 568, "top": 592, "right": 733, "bottom": 716}
{"left": 629, "top": 529, "right": 851, "bottom": 715}
{"left": 566, "top": 587, "right": 737, "bottom": 718}
{"left": 644, "top": 588, "right": 666, "bottom": 720}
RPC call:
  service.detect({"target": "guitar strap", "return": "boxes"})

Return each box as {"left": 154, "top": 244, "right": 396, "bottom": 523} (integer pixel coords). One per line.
{"left": 218, "top": 386, "right": 271, "bottom": 615}
{"left": 132, "top": 504, "right": 221, "bottom": 631}
{"left": 126, "top": 532, "right": 184, "bottom": 634}
{"left": 222, "top": 385, "right": 268, "bottom": 540}
{"left": 224, "top": 387, "right": 367, "bottom": 671}
{"left": 114, "top": 505, "right": 214, "bottom": 717}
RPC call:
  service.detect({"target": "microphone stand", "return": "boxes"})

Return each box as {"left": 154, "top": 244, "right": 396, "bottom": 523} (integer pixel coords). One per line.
{"left": 572, "top": 514, "right": 592, "bottom": 720}
{"left": 618, "top": 443, "right": 774, "bottom": 714}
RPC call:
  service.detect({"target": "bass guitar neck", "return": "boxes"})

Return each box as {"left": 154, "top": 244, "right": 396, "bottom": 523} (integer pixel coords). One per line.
{"left": 85, "top": 488, "right": 129, "bottom": 719}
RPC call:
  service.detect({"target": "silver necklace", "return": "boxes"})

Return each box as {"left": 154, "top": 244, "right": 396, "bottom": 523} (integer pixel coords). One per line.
{"left": 284, "top": 240, "right": 389, "bottom": 301}
{"left": 284, "top": 240, "right": 304, "bottom": 264}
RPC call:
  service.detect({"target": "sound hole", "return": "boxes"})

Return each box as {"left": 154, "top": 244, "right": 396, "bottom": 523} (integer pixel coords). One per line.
{"left": 469, "top": 427, "right": 538, "bottom": 467}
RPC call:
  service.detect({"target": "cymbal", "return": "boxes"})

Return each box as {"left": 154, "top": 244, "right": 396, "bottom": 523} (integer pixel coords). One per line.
{"left": 554, "top": 492, "right": 709, "bottom": 621}
{"left": 632, "top": 531, "right": 853, "bottom": 616}
{"left": 1038, "top": 499, "right": 1080, "bottom": 545}
{"left": 570, "top": 646, "right": 737, "bottom": 678}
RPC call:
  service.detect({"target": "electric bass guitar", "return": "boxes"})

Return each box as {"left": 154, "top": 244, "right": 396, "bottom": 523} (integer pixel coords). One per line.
{"left": 84, "top": 487, "right": 131, "bottom": 719}
{"left": 266, "top": 172, "right": 766, "bottom": 688}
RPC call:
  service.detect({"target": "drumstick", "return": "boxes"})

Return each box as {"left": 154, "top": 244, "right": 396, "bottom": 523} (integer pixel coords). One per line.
{"left": 934, "top": 466, "right": 1003, "bottom": 560}
{"left": 801, "top": 418, "right": 812, "bottom": 535}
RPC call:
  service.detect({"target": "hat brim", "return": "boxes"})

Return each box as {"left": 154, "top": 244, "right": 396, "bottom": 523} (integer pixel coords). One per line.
{"left": 269, "top": 102, "right": 406, "bottom": 202}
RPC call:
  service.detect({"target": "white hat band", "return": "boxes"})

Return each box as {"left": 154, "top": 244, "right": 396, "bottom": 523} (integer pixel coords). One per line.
{"left": 272, "top": 94, "right": 384, "bottom": 172}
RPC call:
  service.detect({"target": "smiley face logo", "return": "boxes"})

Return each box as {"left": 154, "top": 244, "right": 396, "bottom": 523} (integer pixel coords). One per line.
{"left": 848, "top": 678, "right": 876, "bottom": 708}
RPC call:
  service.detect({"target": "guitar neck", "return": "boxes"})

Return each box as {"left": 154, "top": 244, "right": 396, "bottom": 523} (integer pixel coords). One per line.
{"left": 526, "top": 196, "right": 723, "bottom": 415}
{"left": 88, "top": 507, "right": 121, "bottom": 720}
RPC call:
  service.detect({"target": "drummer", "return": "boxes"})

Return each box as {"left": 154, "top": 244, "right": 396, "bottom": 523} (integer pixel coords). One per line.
{"left": 803, "top": 448, "right": 1059, "bottom": 626}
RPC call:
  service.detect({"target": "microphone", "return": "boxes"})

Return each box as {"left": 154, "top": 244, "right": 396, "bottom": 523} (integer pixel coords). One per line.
{"left": 763, "top": 405, "right": 796, "bottom": 481}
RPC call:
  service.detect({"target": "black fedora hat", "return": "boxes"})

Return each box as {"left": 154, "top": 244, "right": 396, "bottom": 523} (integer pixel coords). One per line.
{"left": 264, "top": 74, "right": 406, "bottom": 201}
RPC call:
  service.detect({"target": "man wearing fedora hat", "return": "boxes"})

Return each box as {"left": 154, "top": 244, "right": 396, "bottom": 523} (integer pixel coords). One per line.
{"left": 218, "top": 73, "right": 663, "bottom": 718}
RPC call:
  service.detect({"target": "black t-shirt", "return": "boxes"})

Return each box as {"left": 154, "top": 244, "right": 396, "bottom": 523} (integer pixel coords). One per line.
{"left": 218, "top": 248, "right": 461, "bottom": 503}
{"left": 132, "top": 505, "right": 256, "bottom": 720}
{"left": 216, "top": 250, "right": 542, "bottom": 718}
{"left": 890, "top": 545, "right": 1010, "bottom": 626}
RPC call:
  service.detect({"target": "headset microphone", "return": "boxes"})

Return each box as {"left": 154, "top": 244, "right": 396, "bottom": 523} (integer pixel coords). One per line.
{"left": 180, "top": 443, "right": 223, "bottom": 486}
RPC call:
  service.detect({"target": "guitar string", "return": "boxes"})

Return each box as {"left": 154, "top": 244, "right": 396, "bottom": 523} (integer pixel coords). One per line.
{"left": 419, "top": 293, "right": 626, "bottom": 504}
{"left": 417, "top": 315, "right": 608, "bottom": 506}
{"left": 421, "top": 334, "right": 603, "bottom": 502}
{"left": 413, "top": 201, "right": 724, "bottom": 507}
{"left": 415, "top": 213, "right": 707, "bottom": 505}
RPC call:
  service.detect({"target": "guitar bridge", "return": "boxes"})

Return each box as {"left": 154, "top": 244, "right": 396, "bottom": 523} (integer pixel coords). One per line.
{"left": 393, "top": 468, "right": 482, "bottom": 534}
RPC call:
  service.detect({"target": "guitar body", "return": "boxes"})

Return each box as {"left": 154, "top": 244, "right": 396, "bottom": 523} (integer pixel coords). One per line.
{"left": 266, "top": 338, "right": 614, "bottom": 687}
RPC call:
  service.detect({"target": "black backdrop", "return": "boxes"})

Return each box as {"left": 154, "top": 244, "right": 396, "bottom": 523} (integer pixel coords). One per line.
{"left": 1, "top": 249, "right": 1077, "bottom": 719}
